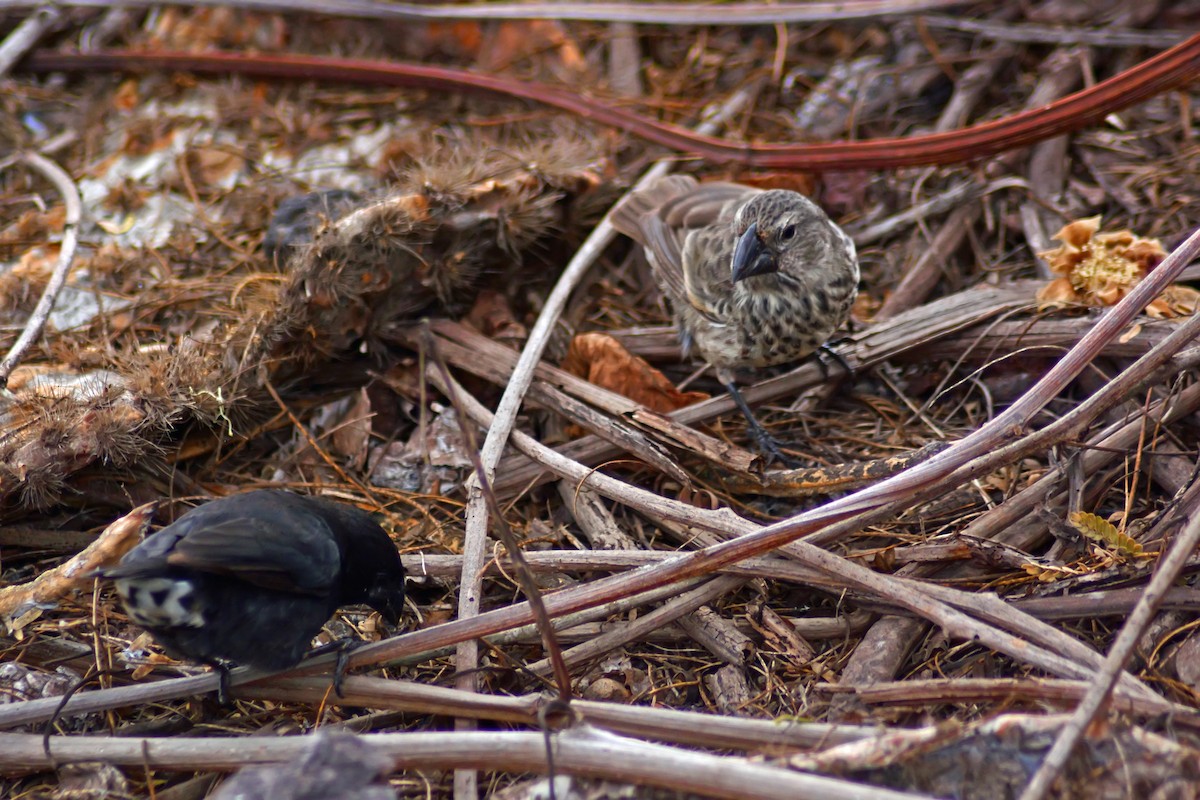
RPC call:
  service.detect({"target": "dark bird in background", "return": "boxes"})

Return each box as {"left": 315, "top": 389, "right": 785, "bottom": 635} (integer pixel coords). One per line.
{"left": 611, "top": 176, "right": 859, "bottom": 462}
{"left": 263, "top": 189, "right": 362, "bottom": 266}
{"left": 97, "top": 490, "right": 406, "bottom": 702}
{"left": 212, "top": 729, "right": 397, "bottom": 800}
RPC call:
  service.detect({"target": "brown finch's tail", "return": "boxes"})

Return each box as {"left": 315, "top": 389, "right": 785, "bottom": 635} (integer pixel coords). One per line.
{"left": 609, "top": 175, "right": 700, "bottom": 245}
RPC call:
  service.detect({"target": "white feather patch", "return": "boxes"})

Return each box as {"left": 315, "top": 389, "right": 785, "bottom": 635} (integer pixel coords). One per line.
{"left": 116, "top": 577, "right": 206, "bottom": 628}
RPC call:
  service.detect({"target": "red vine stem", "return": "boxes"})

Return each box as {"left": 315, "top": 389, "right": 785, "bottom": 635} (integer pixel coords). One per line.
{"left": 23, "top": 37, "right": 1200, "bottom": 170}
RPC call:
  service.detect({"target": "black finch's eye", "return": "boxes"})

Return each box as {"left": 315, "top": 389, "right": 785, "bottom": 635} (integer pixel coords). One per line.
{"left": 780, "top": 224, "right": 796, "bottom": 241}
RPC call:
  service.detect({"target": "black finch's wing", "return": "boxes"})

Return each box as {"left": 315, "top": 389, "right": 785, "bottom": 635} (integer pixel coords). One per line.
{"left": 162, "top": 518, "right": 339, "bottom": 595}
{"left": 102, "top": 493, "right": 341, "bottom": 595}
{"left": 611, "top": 178, "right": 760, "bottom": 321}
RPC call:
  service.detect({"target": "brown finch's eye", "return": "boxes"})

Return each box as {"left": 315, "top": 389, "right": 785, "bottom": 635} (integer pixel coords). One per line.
{"left": 781, "top": 225, "right": 796, "bottom": 240}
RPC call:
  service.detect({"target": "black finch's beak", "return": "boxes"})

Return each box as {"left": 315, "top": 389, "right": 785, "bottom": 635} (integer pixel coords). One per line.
{"left": 368, "top": 575, "right": 406, "bottom": 626}
{"left": 731, "top": 222, "right": 777, "bottom": 283}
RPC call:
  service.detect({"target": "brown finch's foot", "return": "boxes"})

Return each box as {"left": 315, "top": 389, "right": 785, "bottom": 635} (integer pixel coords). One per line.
{"left": 814, "top": 343, "right": 854, "bottom": 381}
{"left": 723, "top": 381, "right": 801, "bottom": 468}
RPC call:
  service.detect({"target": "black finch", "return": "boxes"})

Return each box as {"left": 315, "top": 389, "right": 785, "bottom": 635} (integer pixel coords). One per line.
{"left": 611, "top": 176, "right": 859, "bottom": 461}
{"left": 98, "top": 490, "right": 406, "bottom": 698}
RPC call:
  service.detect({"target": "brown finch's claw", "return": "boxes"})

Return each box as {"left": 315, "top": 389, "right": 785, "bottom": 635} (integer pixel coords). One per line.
{"left": 722, "top": 380, "right": 801, "bottom": 468}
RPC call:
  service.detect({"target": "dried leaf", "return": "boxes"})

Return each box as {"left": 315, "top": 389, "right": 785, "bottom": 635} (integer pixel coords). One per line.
{"left": 462, "top": 289, "right": 527, "bottom": 344}
{"left": 562, "top": 332, "right": 708, "bottom": 414}
{"left": 1069, "top": 510, "right": 1144, "bottom": 557}
{"left": 329, "top": 388, "right": 374, "bottom": 471}
{"left": 1149, "top": 284, "right": 1200, "bottom": 319}
{"left": 484, "top": 20, "right": 586, "bottom": 73}
{"left": 96, "top": 215, "right": 137, "bottom": 235}
{"left": 1022, "top": 563, "right": 1076, "bottom": 582}
{"left": 1037, "top": 216, "right": 1185, "bottom": 317}
{"left": 1052, "top": 216, "right": 1102, "bottom": 252}
{"left": 424, "top": 21, "right": 485, "bottom": 57}
{"left": 1035, "top": 276, "right": 1080, "bottom": 310}
{"left": 1118, "top": 323, "right": 1143, "bottom": 343}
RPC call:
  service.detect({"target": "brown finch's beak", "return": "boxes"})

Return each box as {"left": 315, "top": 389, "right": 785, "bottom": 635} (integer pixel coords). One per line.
{"left": 731, "top": 222, "right": 777, "bottom": 282}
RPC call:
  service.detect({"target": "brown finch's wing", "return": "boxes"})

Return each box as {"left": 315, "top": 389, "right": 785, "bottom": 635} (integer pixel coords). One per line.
{"left": 612, "top": 178, "right": 760, "bottom": 317}
{"left": 666, "top": 184, "right": 761, "bottom": 323}
{"left": 658, "top": 182, "right": 759, "bottom": 228}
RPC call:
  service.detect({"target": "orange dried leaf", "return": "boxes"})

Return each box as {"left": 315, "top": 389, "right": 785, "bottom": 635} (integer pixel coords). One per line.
{"left": 1150, "top": 284, "right": 1200, "bottom": 319}
{"left": 1118, "top": 323, "right": 1143, "bottom": 343}
{"left": 1053, "top": 216, "right": 1102, "bottom": 250}
{"left": 1035, "top": 276, "right": 1080, "bottom": 310}
{"left": 1038, "top": 216, "right": 1176, "bottom": 312}
{"left": 462, "top": 289, "right": 527, "bottom": 344}
{"left": 113, "top": 79, "right": 139, "bottom": 112}
{"left": 562, "top": 333, "right": 708, "bottom": 414}
{"left": 484, "top": 20, "right": 585, "bottom": 73}
{"left": 1125, "top": 240, "right": 1167, "bottom": 271}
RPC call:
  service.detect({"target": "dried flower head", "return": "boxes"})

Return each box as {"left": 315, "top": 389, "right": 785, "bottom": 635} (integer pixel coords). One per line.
{"left": 1036, "top": 217, "right": 1195, "bottom": 318}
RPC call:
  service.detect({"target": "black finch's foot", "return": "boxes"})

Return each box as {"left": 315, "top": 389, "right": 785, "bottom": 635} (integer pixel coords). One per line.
{"left": 333, "top": 647, "right": 351, "bottom": 699}
{"left": 213, "top": 662, "right": 233, "bottom": 706}
{"left": 302, "top": 637, "right": 361, "bottom": 698}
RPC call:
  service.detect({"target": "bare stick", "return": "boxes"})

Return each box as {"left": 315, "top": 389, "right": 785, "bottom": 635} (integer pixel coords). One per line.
{"left": 246, "top": 675, "right": 877, "bottom": 751}
{"left": 0, "top": 152, "right": 83, "bottom": 388}
{"left": 525, "top": 575, "right": 746, "bottom": 677}
{"left": 0, "top": 7, "right": 61, "bottom": 76}
{"left": 2, "top": 727, "right": 931, "bottom": 800}
{"left": 0, "top": 0, "right": 974, "bottom": 25}
{"left": 424, "top": 329, "right": 574, "bottom": 703}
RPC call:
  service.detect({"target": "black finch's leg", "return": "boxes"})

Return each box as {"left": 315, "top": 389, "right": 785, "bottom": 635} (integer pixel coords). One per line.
{"left": 306, "top": 637, "right": 359, "bottom": 698}
{"left": 210, "top": 661, "right": 233, "bottom": 706}
{"left": 332, "top": 641, "right": 356, "bottom": 698}
{"left": 722, "top": 380, "right": 798, "bottom": 467}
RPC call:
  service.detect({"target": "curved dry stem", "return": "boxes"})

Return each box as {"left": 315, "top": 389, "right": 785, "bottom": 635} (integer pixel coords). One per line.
{"left": 0, "top": 151, "right": 83, "bottom": 388}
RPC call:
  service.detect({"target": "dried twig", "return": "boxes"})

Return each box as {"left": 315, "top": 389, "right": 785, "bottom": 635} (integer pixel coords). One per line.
{"left": 0, "top": 504, "right": 151, "bottom": 624}
{"left": 424, "top": 329, "right": 573, "bottom": 703}
{"left": 0, "top": 152, "right": 83, "bottom": 388}
{"left": 22, "top": 35, "right": 1200, "bottom": 170}
{"left": 524, "top": 575, "right": 745, "bottom": 678}
{"left": 922, "top": 14, "right": 1190, "bottom": 47}
{"left": 0, "top": 0, "right": 982, "bottom": 25}
{"left": 246, "top": 675, "right": 876, "bottom": 751}
{"left": 0, "top": 727, "right": 932, "bottom": 800}
{"left": 0, "top": 7, "right": 61, "bottom": 75}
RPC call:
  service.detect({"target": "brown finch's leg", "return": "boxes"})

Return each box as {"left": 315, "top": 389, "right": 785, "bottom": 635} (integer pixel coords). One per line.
{"left": 719, "top": 371, "right": 797, "bottom": 467}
